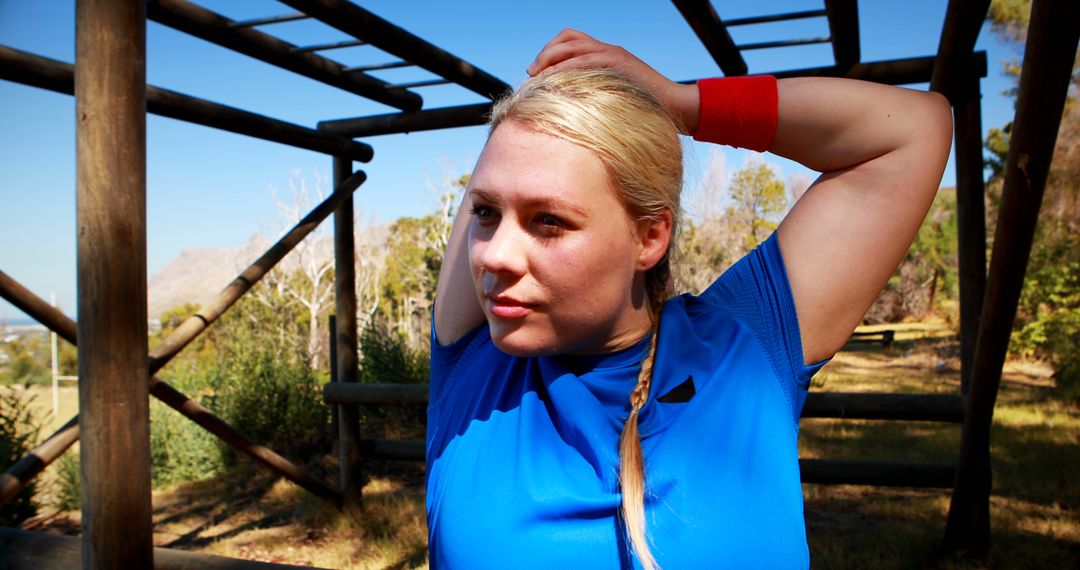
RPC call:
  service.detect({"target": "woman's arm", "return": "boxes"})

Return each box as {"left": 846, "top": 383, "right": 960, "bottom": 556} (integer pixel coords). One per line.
{"left": 530, "top": 29, "right": 953, "bottom": 364}
{"left": 434, "top": 191, "right": 485, "bottom": 346}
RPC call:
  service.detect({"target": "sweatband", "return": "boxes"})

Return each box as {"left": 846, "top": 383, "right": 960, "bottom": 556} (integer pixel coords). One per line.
{"left": 692, "top": 75, "right": 778, "bottom": 152}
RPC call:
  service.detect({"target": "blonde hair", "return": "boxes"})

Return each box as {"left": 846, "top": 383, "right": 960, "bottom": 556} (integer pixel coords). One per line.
{"left": 489, "top": 69, "right": 682, "bottom": 569}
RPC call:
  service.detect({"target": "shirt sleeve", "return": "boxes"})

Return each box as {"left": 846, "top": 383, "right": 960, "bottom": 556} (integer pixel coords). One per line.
{"left": 430, "top": 319, "right": 489, "bottom": 408}
{"left": 699, "top": 232, "right": 829, "bottom": 423}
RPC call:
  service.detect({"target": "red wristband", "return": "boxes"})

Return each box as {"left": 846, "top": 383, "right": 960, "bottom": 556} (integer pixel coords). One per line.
{"left": 692, "top": 76, "right": 778, "bottom": 152}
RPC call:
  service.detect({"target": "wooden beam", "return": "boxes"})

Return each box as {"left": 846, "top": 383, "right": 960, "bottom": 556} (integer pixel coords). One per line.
{"left": 318, "top": 103, "right": 491, "bottom": 137}
{"left": 0, "top": 45, "right": 373, "bottom": 162}
{"left": 679, "top": 52, "right": 988, "bottom": 87}
{"left": 802, "top": 393, "right": 964, "bottom": 422}
{"left": 333, "top": 157, "right": 363, "bottom": 512}
{"left": 671, "top": 0, "right": 748, "bottom": 76}
{"left": 824, "top": 0, "right": 860, "bottom": 69}
{"left": 801, "top": 459, "right": 955, "bottom": 488}
{"left": 952, "top": 74, "right": 987, "bottom": 395}
{"left": 930, "top": 0, "right": 991, "bottom": 102}
{"left": 76, "top": 1, "right": 153, "bottom": 566}
{"left": 322, "top": 382, "right": 964, "bottom": 422}
{"left": 279, "top": 0, "right": 511, "bottom": 100}
{"left": 146, "top": 0, "right": 421, "bottom": 111}
{"left": 0, "top": 528, "right": 320, "bottom": 569}
{"left": 943, "top": 0, "right": 1080, "bottom": 555}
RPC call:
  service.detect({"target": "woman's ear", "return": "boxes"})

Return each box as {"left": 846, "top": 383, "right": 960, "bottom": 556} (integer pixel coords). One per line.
{"left": 636, "top": 210, "right": 673, "bottom": 271}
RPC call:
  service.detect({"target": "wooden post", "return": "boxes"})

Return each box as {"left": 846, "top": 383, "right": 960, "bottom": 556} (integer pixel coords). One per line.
{"left": 75, "top": 1, "right": 152, "bottom": 568}
{"left": 333, "top": 156, "right": 363, "bottom": 511}
{"left": 943, "top": 0, "right": 1080, "bottom": 555}
{"left": 328, "top": 314, "right": 340, "bottom": 448}
{"left": 953, "top": 73, "right": 987, "bottom": 395}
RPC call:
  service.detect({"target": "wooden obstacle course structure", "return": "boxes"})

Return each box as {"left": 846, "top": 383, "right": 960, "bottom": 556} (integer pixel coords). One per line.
{"left": 0, "top": 0, "right": 1076, "bottom": 566}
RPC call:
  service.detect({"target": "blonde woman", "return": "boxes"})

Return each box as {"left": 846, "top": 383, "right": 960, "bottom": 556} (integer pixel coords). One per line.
{"left": 427, "top": 29, "right": 951, "bottom": 568}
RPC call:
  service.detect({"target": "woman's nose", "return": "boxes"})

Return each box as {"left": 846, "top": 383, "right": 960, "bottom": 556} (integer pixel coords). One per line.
{"left": 477, "top": 223, "right": 527, "bottom": 278}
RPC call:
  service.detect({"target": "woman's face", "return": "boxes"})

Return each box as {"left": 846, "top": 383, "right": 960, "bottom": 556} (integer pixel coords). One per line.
{"left": 467, "top": 121, "right": 667, "bottom": 356}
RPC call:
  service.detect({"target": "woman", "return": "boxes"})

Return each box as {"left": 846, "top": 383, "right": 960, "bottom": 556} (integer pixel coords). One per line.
{"left": 427, "top": 29, "right": 951, "bottom": 568}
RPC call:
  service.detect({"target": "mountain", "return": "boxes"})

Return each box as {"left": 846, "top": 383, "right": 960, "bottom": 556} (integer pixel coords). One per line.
{"left": 147, "top": 225, "right": 389, "bottom": 319}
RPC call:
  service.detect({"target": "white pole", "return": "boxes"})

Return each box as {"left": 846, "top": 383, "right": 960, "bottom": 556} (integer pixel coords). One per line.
{"left": 50, "top": 293, "right": 60, "bottom": 417}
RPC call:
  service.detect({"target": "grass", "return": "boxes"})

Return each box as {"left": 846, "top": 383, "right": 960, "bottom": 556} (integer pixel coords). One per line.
{"left": 11, "top": 322, "right": 1079, "bottom": 568}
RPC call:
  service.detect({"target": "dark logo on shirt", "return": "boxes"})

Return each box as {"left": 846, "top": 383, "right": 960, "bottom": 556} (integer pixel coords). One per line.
{"left": 657, "top": 375, "right": 696, "bottom": 403}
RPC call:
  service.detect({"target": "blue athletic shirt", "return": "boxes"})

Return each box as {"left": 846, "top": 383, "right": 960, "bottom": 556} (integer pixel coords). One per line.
{"left": 427, "top": 232, "right": 828, "bottom": 568}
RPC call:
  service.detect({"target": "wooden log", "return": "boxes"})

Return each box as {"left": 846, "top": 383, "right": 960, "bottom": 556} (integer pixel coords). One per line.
{"left": 0, "top": 528, "right": 321, "bottom": 569}
{"left": 76, "top": 1, "right": 153, "bottom": 566}
{"left": 671, "top": 0, "right": 748, "bottom": 76}
{"left": 323, "top": 382, "right": 428, "bottom": 406}
{"left": 802, "top": 393, "right": 964, "bottom": 422}
{"left": 146, "top": 0, "right": 421, "bottom": 111}
{"left": 0, "top": 44, "right": 373, "bottom": 162}
{"left": 358, "top": 438, "right": 425, "bottom": 462}
{"left": 279, "top": 0, "right": 510, "bottom": 100}
{"left": 824, "top": 0, "right": 860, "bottom": 69}
{"left": 944, "top": 0, "right": 1080, "bottom": 555}
{"left": 327, "top": 315, "right": 340, "bottom": 445}
{"left": 953, "top": 74, "right": 987, "bottom": 395}
{"left": 800, "top": 459, "right": 955, "bottom": 488}
{"left": 333, "top": 157, "right": 363, "bottom": 512}
{"left": 318, "top": 103, "right": 492, "bottom": 137}
{"left": 724, "top": 9, "right": 827, "bottom": 27}
{"left": 929, "top": 0, "right": 992, "bottom": 102}
{"left": 771, "top": 52, "right": 986, "bottom": 85}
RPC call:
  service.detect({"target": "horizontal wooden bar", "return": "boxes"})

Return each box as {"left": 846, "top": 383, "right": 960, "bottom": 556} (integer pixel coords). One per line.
{"left": 678, "top": 52, "right": 988, "bottom": 87}
{"left": 291, "top": 39, "right": 367, "bottom": 53}
{"left": 389, "top": 78, "right": 450, "bottom": 89}
{"left": 319, "top": 102, "right": 491, "bottom": 137}
{"left": 322, "top": 382, "right": 963, "bottom": 423}
{"left": 0, "top": 44, "right": 374, "bottom": 161}
{"left": 801, "top": 459, "right": 955, "bottom": 488}
{"left": 354, "top": 439, "right": 956, "bottom": 489}
{"left": 345, "top": 60, "right": 412, "bottom": 73}
{"left": 147, "top": 0, "right": 419, "bottom": 111}
{"left": 280, "top": 0, "right": 511, "bottom": 100}
{"left": 229, "top": 13, "right": 309, "bottom": 28}
{"left": 324, "top": 382, "right": 427, "bottom": 405}
{"left": 358, "top": 438, "right": 425, "bottom": 462}
{"left": 0, "top": 528, "right": 320, "bottom": 569}
{"left": 724, "top": 9, "right": 827, "bottom": 27}
{"left": 671, "top": 0, "right": 748, "bottom": 76}
{"left": 802, "top": 393, "right": 964, "bottom": 422}
{"left": 737, "top": 37, "right": 831, "bottom": 51}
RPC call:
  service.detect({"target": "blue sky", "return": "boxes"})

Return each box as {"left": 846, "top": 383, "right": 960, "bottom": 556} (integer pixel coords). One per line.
{"left": 0, "top": 1, "right": 1021, "bottom": 321}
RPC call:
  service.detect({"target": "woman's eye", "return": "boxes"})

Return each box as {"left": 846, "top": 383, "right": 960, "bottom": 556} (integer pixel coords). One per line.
{"left": 470, "top": 205, "right": 497, "bottom": 222}
{"left": 538, "top": 214, "right": 562, "bottom": 227}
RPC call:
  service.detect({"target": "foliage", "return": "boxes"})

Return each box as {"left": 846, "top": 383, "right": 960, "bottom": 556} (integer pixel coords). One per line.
{"left": 0, "top": 388, "right": 41, "bottom": 525}
{"left": 725, "top": 161, "right": 788, "bottom": 255}
{"left": 53, "top": 449, "right": 81, "bottom": 512}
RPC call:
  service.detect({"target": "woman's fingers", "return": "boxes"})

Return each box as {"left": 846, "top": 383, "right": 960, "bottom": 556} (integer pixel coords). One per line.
{"left": 526, "top": 29, "right": 700, "bottom": 134}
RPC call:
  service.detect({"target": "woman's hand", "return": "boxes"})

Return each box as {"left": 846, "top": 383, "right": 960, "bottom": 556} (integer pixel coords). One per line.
{"left": 527, "top": 29, "right": 700, "bottom": 134}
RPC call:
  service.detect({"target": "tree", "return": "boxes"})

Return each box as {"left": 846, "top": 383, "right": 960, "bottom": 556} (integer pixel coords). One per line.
{"left": 725, "top": 159, "right": 789, "bottom": 255}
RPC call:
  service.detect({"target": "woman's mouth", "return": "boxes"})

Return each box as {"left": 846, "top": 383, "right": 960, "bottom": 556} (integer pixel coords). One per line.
{"left": 486, "top": 294, "right": 534, "bottom": 318}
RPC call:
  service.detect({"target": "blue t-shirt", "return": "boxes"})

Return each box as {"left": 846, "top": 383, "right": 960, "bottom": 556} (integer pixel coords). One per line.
{"left": 427, "top": 232, "right": 827, "bottom": 568}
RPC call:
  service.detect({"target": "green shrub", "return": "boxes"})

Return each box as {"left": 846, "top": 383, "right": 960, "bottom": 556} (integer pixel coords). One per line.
{"left": 149, "top": 395, "right": 225, "bottom": 488}
{"left": 53, "top": 450, "right": 81, "bottom": 512}
{"left": 0, "top": 388, "right": 41, "bottom": 525}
